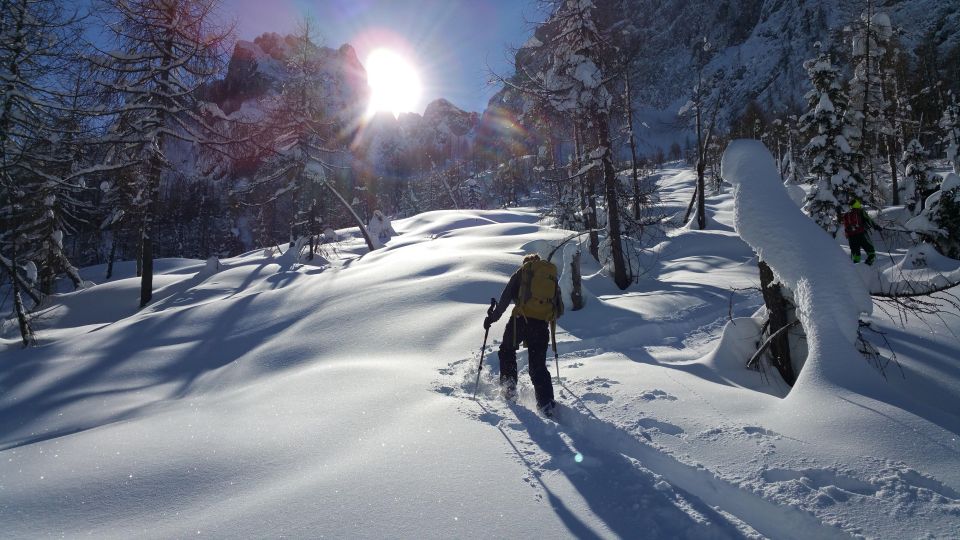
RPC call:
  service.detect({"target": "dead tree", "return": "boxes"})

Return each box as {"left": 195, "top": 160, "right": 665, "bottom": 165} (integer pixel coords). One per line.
{"left": 757, "top": 261, "right": 796, "bottom": 385}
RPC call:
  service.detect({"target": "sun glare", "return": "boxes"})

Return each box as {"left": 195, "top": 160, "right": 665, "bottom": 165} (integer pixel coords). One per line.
{"left": 365, "top": 48, "right": 422, "bottom": 118}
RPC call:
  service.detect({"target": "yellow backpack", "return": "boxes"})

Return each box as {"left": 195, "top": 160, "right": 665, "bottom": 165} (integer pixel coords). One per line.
{"left": 512, "top": 259, "right": 563, "bottom": 321}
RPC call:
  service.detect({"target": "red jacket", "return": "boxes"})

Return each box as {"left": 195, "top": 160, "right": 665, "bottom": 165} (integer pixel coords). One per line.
{"left": 841, "top": 208, "right": 872, "bottom": 237}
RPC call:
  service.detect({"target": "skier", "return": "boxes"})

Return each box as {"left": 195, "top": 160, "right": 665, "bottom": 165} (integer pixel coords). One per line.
{"left": 484, "top": 253, "right": 564, "bottom": 416}
{"left": 842, "top": 199, "right": 876, "bottom": 265}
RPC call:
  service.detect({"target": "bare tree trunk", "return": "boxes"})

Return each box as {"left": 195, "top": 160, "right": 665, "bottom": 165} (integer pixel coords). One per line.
{"left": 683, "top": 183, "right": 699, "bottom": 224}
{"left": 139, "top": 219, "right": 154, "bottom": 307}
{"left": 586, "top": 166, "right": 601, "bottom": 262}
{"left": 887, "top": 133, "right": 900, "bottom": 205}
{"left": 440, "top": 171, "right": 460, "bottom": 210}
{"left": 576, "top": 122, "right": 600, "bottom": 261}
{"left": 759, "top": 260, "right": 795, "bottom": 385}
{"left": 12, "top": 273, "right": 32, "bottom": 347}
{"left": 597, "top": 113, "right": 630, "bottom": 290}
{"left": 624, "top": 75, "right": 642, "bottom": 221}
{"left": 0, "top": 252, "right": 41, "bottom": 306}
{"left": 695, "top": 105, "right": 707, "bottom": 230}
{"left": 322, "top": 178, "right": 377, "bottom": 251}
{"left": 136, "top": 225, "right": 143, "bottom": 278}
{"left": 106, "top": 227, "right": 118, "bottom": 280}
{"left": 570, "top": 249, "right": 584, "bottom": 310}
{"left": 5, "top": 232, "right": 35, "bottom": 346}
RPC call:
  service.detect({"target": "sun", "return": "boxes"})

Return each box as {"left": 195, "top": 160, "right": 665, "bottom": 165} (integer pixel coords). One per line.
{"left": 364, "top": 48, "right": 422, "bottom": 118}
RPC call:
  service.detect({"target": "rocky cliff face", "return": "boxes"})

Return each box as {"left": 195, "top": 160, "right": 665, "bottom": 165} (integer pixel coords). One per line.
{"left": 355, "top": 98, "right": 480, "bottom": 176}
{"left": 205, "top": 33, "right": 480, "bottom": 176}
{"left": 485, "top": 0, "right": 960, "bottom": 157}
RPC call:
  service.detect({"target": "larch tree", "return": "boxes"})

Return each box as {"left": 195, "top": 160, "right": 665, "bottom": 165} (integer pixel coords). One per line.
{"left": 0, "top": 0, "right": 97, "bottom": 345}
{"left": 234, "top": 18, "right": 376, "bottom": 253}
{"left": 539, "top": 0, "right": 630, "bottom": 289}
{"left": 92, "top": 0, "right": 232, "bottom": 307}
{"left": 678, "top": 35, "right": 726, "bottom": 231}
{"left": 847, "top": 3, "right": 897, "bottom": 201}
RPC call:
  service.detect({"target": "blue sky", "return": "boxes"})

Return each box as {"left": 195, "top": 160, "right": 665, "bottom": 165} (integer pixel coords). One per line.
{"left": 223, "top": 0, "right": 542, "bottom": 113}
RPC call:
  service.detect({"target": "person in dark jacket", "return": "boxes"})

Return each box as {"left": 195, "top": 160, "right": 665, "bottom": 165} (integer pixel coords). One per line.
{"left": 842, "top": 199, "right": 876, "bottom": 265}
{"left": 484, "top": 254, "right": 564, "bottom": 416}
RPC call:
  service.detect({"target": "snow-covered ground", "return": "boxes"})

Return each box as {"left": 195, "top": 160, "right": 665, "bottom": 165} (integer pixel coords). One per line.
{"left": 2, "top": 164, "right": 959, "bottom": 539}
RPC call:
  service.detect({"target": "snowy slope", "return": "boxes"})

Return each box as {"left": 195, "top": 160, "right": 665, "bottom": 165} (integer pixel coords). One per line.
{"left": 2, "top": 166, "right": 959, "bottom": 538}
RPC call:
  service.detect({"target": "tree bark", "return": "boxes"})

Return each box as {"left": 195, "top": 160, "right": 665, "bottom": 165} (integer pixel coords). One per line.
{"left": 683, "top": 183, "right": 699, "bottom": 224}
{"left": 570, "top": 249, "right": 584, "bottom": 310}
{"left": 597, "top": 113, "right": 630, "bottom": 290}
{"left": 759, "top": 260, "right": 795, "bottom": 385}
{"left": 576, "top": 122, "right": 600, "bottom": 262}
{"left": 695, "top": 104, "right": 707, "bottom": 230}
{"left": 106, "top": 227, "right": 118, "bottom": 280}
{"left": 4, "top": 236, "right": 35, "bottom": 347}
{"left": 624, "top": 74, "right": 642, "bottom": 221}
{"left": 322, "top": 178, "right": 377, "bottom": 251}
{"left": 12, "top": 274, "right": 32, "bottom": 347}
{"left": 136, "top": 227, "right": 143, "bottom": 278}
{"left": 139, "top": 222, "right": 154, "bottom": 307}
{"left": 887, "top": 134, "right": 899, "bottom": 205}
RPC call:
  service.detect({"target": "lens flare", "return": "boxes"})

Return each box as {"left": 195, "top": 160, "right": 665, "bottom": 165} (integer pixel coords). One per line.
{"left": 364, "top": 48, "right": 422, "bottom": 118}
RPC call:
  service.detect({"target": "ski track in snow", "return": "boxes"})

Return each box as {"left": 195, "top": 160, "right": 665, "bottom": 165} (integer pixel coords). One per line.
{"left": 438, "top": 365, "right": 849, "bottom": 540}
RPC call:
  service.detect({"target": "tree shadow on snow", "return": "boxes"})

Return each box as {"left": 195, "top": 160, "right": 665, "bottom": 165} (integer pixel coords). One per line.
{"left": 0, "top": 284, "right": 300, "bottom": 449}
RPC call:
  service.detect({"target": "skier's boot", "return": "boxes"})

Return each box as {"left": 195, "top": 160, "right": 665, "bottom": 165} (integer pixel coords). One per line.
{"left": 502, "top": 382, "right": 517, "bottom": 402}
{"left": 538, "top": 400, "right": 557, "bottom": 418}
{"left": 866, "top": 252, "right": 876, "bottom": 265}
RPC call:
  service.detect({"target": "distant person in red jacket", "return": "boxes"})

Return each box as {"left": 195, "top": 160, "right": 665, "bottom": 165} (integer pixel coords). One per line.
{"left": 842, "top": 200, "right": 876, "bottom": 265}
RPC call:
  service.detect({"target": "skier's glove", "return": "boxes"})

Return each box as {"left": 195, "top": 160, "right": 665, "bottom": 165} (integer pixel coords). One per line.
{"left": 483, "top": 316, "right": 493, "bottom": 330}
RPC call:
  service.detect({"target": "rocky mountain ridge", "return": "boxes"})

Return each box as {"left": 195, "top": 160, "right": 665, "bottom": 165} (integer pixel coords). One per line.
{"left": 204, "top": 32, "right": 480, "bottom": 176}
{"left": 485, "top": 0, "right": 960, "bottom": 158}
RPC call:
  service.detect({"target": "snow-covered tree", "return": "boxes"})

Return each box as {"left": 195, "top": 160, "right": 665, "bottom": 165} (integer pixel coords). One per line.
{"left": 0, "top": 0, "right": 93, "bottom": 344}
{"left": 906, "top": 173, "right": 960, "bottom": 259}
{"left": 941, "top": 96, "right": 960, "bottom": 175}
{"left": 233, "top": 18, "right": 376, "bottom": 253}
{"left": 900, "top": 139, "right": 937, "bottom": 215}
{"left": 678, "top": 41, "right": 726, "bottom": 230}
{"left": 538, "top": 0, "right": 630, "bottom": 289}
{"left": 93, "top": 0, "right": 233, "bottom": 307}
{"left": 847, "top": 6, "right": 896, "bottom": 194}
{"left": 798, "top": 49, "right": 866, "bottom": 235}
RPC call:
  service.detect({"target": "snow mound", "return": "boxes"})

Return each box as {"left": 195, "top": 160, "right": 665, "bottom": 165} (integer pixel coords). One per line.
{"left": 721, "top": 140, "right": 873, "bottom": 394}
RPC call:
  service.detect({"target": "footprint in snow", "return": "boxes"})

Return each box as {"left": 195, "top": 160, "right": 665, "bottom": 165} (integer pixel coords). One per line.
{"left": 581, "top": 392, "right": 613, "bottom": 404}
{"left": 742, "top": 426, "right": 782, "bottom": 439}
{"left": 477, "top": 411, "right": 504, "bottom": 426}
{"left": 640, "top": 389, "right": 677, "bottom": 401}
{"left": 634, "top": 417, "right": 685, "bottom": 436}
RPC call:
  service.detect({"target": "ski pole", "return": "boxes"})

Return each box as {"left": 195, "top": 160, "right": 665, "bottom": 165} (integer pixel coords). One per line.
{"left": 473, "top": 298, "right": 498, "bottom": 399}
{"left": 551, "top": 319, "right": 560, "bottom": 384}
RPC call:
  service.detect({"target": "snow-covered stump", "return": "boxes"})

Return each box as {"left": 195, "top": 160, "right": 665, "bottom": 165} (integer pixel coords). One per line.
{"left": 721, "top": 140, "right": 878, "bottom": 397}
{"left": 558, "top": 242, "right": 585, "bottom": 311}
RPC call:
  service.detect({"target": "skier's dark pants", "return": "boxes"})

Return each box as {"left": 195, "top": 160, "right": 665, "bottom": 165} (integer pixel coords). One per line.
{"left": 849, "top": 233, "right": 875, "bottom": 261}
{"left": 498, "top": 316, "right": 554, "bottom": 408}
